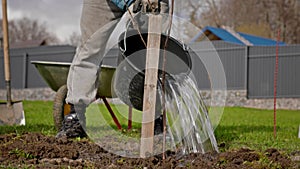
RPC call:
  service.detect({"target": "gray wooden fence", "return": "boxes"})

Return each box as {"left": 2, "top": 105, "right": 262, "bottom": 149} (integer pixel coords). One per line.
{"left": 247, "top": 45, "right": 300, "bottom": 98}
{"left": 0, "top": 45, "right": 75, "bottom": 89}
{"left": 190, "top": 41, "right": 246, "bottom": 90}
{"left": 1, "top": 42, "right": 299, "bottom": 98}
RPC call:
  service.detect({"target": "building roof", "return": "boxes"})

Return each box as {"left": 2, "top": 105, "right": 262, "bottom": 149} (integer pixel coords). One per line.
{"left": 191, "top": 26, "right": 285, "bottom": 46}
{"left": 10, "top": 39, "right": 47, "bottom": 49}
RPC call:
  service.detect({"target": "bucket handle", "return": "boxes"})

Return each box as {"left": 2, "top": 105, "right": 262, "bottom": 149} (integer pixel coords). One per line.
{"left": 119, "top": 22, "right": 132, "bottom": 55}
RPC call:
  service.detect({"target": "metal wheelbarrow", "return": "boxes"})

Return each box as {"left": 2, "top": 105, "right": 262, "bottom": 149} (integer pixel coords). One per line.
{"left": 31, "top": 61, "right": 132, "bottom": 131}
{"left": 31, "top": 29, "right": 192, "bottom": 132}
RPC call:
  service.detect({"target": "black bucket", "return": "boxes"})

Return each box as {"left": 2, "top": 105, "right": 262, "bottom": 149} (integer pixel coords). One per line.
{"left": 113, "top": 29, "right": 192, "bottom": 111}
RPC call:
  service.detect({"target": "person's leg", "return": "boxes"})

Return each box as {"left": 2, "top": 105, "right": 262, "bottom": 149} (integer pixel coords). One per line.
{"left": 66, "top": 0, "right": 123, "bottom": 106}
{"left": 56, "top": 0, "right": 123, "bottom": 138}
{"left": 57, "top": 0, "right": 170, "bottom": 138}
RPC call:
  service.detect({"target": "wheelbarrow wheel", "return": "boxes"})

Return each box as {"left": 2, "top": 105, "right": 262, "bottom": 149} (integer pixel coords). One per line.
{"left": 53, "top": 85, "right": 69, "bottom": 131}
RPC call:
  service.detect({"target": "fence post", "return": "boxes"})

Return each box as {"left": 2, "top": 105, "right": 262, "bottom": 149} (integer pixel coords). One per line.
{"left": 22, "top": 53, "right": 28, "bottom": 88}
{"left": 245, "top": 46, "right": 250, "bottom": 99}
{"left": 298, "top": 125, "right": 300, "bottom": 138}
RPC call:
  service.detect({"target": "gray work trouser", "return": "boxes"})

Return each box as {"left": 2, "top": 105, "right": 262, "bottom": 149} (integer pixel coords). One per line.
{"left": 66, "top": 0, "right": 123, "bottom": 105}
{"left": 66, "top": 0, "right": 169, "bottom": 106}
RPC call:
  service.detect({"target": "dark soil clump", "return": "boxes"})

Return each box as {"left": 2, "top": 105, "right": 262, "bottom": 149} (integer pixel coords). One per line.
{"left": 0, "top": 133, "right": 299, "bottom": 168}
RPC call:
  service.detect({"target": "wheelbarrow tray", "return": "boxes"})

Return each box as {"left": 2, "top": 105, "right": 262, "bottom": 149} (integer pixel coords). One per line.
{"left": 31, "top": 61, "right": 116, "bottom": 98}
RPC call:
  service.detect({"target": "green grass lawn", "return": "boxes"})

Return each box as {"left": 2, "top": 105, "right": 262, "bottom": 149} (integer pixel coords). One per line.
{"left": 215, "top": 107, "right": 300, "bottom": 152}
{"left": 0, "top": 101, "right": 56, "bottom": 136}
{"left": 1, "top": 100, "right": 299, "bottom": 153}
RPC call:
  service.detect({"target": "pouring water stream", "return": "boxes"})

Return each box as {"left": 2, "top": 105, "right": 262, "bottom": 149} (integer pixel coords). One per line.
{"left": 159, "top": 73, "right": 219, "bottom": 155}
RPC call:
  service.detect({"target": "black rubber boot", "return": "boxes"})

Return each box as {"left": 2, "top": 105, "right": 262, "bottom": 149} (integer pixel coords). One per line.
{"left": 154, "top": 115, "right": 163, "bottom": 135}
{"left": 56, "top": 104, "right": 87, "bottom": 139}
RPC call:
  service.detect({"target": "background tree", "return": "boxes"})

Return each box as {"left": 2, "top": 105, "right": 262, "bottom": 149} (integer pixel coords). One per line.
{"left": 186, "top": 0, "right": 299, "bottom": 44}
{"left": 1, "top": 17, "right": 59, "bottom": 45}
{"left": 67, "top": 31, "right": 80, "bottom": 47}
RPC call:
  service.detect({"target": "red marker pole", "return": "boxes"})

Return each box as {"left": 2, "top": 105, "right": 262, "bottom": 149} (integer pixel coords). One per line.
{"left": 273, "top": 29, "right": 280, "bottom": 139}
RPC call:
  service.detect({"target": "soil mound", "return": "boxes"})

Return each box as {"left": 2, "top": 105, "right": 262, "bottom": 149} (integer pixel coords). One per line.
{"left": 0, "top": 133, "right": 299, "bottom": 168}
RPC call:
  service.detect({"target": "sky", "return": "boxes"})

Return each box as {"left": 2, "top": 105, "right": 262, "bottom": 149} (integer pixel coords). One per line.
{"left": 0, "top": 0, "right": 195, "bottom": 44}
{"left": 1, "top": 0, "right": 83, "bottom": 43}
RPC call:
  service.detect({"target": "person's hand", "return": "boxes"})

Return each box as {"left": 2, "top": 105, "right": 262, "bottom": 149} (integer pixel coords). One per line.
{"left": 133, "top": 0, "right": 160, "bottom": 13}
{"left": 133, "top": 0, "right": 142, "bottom": 13}
{"left": 143, "top": 0, "right": 160, "bottom": 13}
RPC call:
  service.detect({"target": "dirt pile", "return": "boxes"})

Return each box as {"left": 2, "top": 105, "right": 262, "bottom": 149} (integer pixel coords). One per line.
{"left": 0, "top": 133, "right": 299, "bottom": 168}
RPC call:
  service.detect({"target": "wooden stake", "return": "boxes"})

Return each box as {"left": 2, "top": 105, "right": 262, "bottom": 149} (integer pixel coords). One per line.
{"left": 140, "top": 14, "right": 162, "bottom": 158}
{"left": 273, "top": 29, "right": 280, "bottom": 139}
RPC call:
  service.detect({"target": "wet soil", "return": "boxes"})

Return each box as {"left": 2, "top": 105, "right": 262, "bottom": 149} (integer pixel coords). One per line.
{"left": 0, "top": 133, "right": 299, "bottom": 169}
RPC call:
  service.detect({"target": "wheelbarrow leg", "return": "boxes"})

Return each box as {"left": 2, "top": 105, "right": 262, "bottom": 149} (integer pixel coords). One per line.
{"left": 128, "top": 106, "right": 132, "bottom": 130}
{"left": 101, "top": 97, "right": 122, "bottom": 130}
